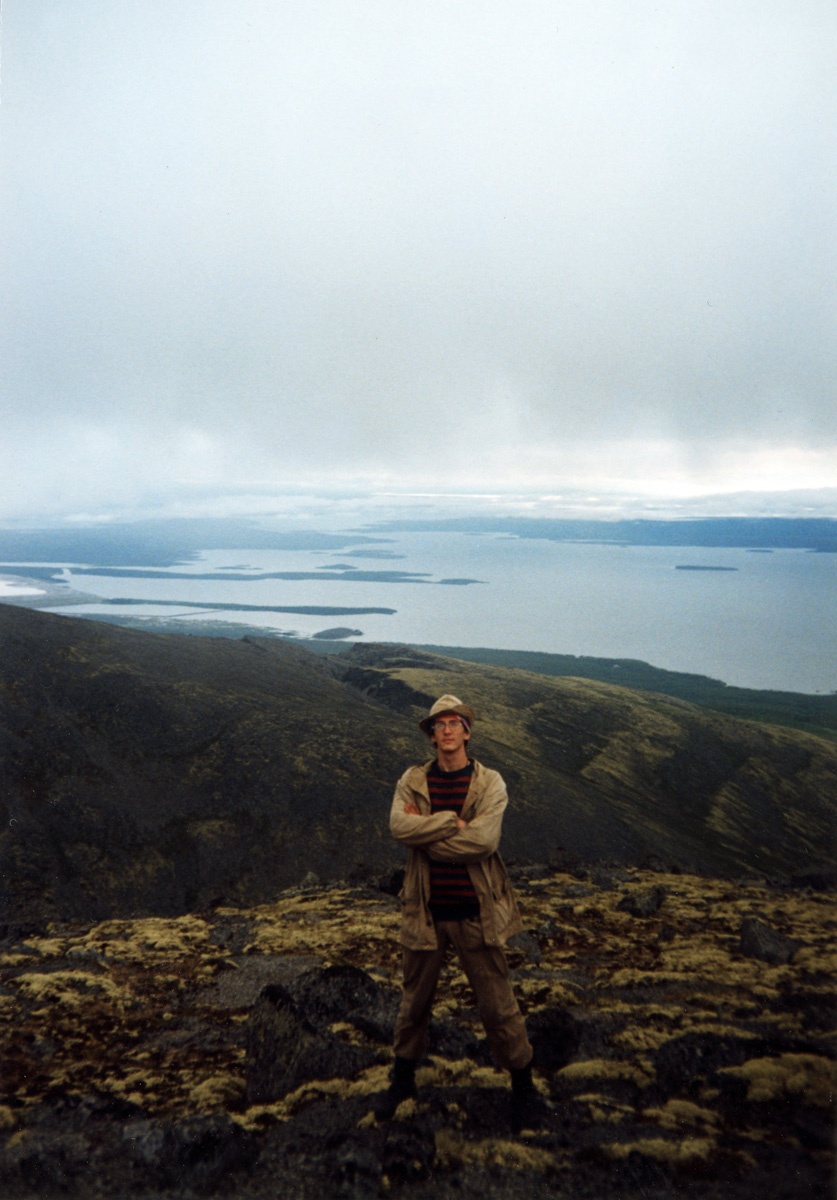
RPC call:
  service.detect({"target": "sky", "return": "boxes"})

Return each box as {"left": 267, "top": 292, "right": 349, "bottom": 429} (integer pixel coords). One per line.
{"left": 1, "top": 0, "right": 835, "bottom": 523}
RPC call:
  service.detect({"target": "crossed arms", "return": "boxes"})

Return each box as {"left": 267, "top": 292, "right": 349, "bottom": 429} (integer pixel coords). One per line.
{"left": 389, "top": 769, "right": 508, "bottom": 863}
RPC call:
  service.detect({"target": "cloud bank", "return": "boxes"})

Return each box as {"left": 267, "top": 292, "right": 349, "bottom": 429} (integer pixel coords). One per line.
{"left": 1, "top": 0, "right": 834, "bottom": 518}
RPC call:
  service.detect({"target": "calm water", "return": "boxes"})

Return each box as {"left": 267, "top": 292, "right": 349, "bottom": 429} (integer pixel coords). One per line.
{"left": 45, "top": 531, "right": 837, "bottom": 693}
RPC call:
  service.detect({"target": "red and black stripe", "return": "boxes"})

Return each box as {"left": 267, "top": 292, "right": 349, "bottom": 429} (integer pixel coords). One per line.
{"left": 427, "top": 761, "right": 480, "bottom": 920}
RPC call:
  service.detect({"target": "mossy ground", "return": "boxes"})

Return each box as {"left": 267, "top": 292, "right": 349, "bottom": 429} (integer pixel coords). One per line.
{"left": 1, "top": 868, "right": 833, "bottom": 1197}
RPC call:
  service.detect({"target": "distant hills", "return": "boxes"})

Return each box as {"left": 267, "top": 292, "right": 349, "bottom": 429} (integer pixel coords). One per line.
{"left": 1, "top": 604, "right": 834, "bottom": 926}
{"left": 364, "top": 514, "right": 837, "bottom": 552}
{"left": 1, "top": 513, "right": 835, "bottom": 570}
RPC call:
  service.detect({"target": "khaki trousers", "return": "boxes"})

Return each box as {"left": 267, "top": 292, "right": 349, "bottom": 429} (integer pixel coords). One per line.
{"left": 393, "top": 917, "right": 532, "bottom": 1071}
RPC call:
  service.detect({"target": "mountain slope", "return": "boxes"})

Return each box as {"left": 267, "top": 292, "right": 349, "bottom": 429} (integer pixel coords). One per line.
{"left": 1, "top": 605, "right": 834, "bottom": 924}
{"left": 337, "top": 644, "right": 836, "bottom": 880}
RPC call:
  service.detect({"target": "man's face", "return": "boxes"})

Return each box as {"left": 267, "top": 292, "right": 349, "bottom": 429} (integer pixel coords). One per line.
{"left": 430, "top": 714, "right": 469, "bottom": 755}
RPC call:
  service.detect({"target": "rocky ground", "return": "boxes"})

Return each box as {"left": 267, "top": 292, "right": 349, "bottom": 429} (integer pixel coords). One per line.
{"left": 1, "top": 866, "right": 834, "bottom": 1199}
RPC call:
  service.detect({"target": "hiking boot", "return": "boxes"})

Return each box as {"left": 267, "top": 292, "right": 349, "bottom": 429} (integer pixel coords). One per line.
{"left": 510, "top": 1061, "right": 548, "bottom": 1133}
{"left": 373, "top": 1056, "right": 418, "bottom": 1121}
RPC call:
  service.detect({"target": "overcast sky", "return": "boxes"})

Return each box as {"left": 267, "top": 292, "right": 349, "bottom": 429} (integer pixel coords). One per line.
{"left": 1, "top": 0, "right": 834, "bottom": 522}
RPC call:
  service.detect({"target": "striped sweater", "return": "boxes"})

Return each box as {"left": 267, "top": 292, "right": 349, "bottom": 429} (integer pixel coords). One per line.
{"left": 427, "top": 760, "right": 480, "bottom": 920}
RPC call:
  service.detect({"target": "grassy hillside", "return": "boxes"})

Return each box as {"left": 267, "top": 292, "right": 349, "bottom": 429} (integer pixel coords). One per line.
{"left": 1, "top": 605, "right": 834, "bottom": 927}
{"left": 413, "top": 644, "right": 837, "bottom": 742}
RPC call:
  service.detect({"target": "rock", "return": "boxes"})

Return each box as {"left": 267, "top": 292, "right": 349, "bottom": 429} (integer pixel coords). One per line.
{"left": 653, "top": 1032, "right": 760, "bottom": 1097}
{"left": 640, "top": 853, "right": 672, "bottom": 873}
{"left": 332, "top": 1135, "right": 383, "bottom": 1198}
{"left": 617, "top": 885, "right": 667, "bottom": 918}
{"left": 377, "top": 866, "right": 405, "bottom": 896}
{"left": 289, "top": 964, "right": 401, "bottom": 1044}
{"left": 527, "top": 1005, "right": 582, "bottom": 1072}
{"left": 591, "top": 867, "right": 631, "bottom": 889}
{"left": 562, "top": 882, "right": 595, "bottom": 899}
{"left": 514, "top": 863, "right": 552, "bottom": 881}
{"left": 507, "top": 930, "right": 542, "bottom": 964}
{"left": 739, "top": 917, "right": 803, "bottom": 965}
{"left": 536, "top": 918, "right": 561, "bottom": 939}
{"left": 300, "top": 871, "right": 321, "bottom": 890}
{"left": 208, "top": 915, "right": 254, "bottom": 954}
{"left": 291, "top": 964, "right": 380, "bottom": 1020}
{"left": 123, "top": 1113, "right": 257, "bottom": 1192}
{"left": 427, "top": 1018, "right": 481, "bottom": 1060}
{"left": 790, "top": 868, "right": 837, "bottom": 892}
{"left": 66, "top": 945, "right": 109, "bottom": 966}
{"left": 381, "top": 1124, "right": 435, "bottom": 1182}
{"left": 546, "top": 848, "right": 585, "bottom": 875}
{"left": 1, "top": 1129, "right": 91, "bottom": 1192}
{"left": 245, "top": 983, "right": 379, "bottom": 1104}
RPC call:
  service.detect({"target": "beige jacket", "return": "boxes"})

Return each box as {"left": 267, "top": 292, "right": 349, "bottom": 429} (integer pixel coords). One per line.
{"left": 389, "top": 758, "right": 523, "bottom": 951}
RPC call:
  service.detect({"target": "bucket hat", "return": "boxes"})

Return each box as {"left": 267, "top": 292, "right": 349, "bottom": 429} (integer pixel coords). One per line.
{"left": 419, "top": 694, "right": 477, "bottom": 736}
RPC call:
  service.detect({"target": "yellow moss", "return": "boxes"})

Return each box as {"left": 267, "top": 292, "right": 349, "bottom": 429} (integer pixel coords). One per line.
{"left": 0, "top": 1106, "right": 18, "bottom": 1131}
{"left": 659, "top": 943, "right": 741, "bottom": 976}
{"left": 718, "top": 1054, "right": 836, "bottom": 1106}
{"left": 434, "top": 1128, "right": 562, "bottom": 1171}
{"left": 328, "top": 1021, "right": 356, "bottom": 1036}
{"left": 281, "top": 1063, "right": 392, "bottom": 1115}
{"left": 518, "top": 978, "right": 580, "bottom": 1005}
{"left": 604, "top": 967, "right": 692, "bottom": 988}
{"left": 81, "top": 914, "right": 212, "bottom": 962}
{"left": 612, "top": 1025, "right": 673, "bottom": 1053}
{"left": 21, "top": 938, "right": 67, "bottom": 959}
{"left": 557, "top": 1059, "right": 654, "bottom": 1088}
{"left": 418, "top": 1058, "right": 509, "bottom": 1090}
{"left": 642, "top": 1100, "right": 719, "bottom": 1132}
{"left": 0, "top": 954, "right": 32, "bottom": 967}
{"left": 188, "top": 1074, "right": 245, "bottom": 1111}
{"left": 792, "top": 947, "right": 836, "bottom": 973}
{"left": 602, "top": 1136, "right": 716, "bottom": 1165}
{"left": 678, "top": 1023, "right": 758, "bottom": 1042}
{"left": 13, "top": 971, "right": 129, "bottom": 1007}
{"left": 577, "top": 1093, "right": 635, "bottom": 1124}
{"left": 234, "top": 1103, "right": 289, "bottom": 1129}
{"left": 112, "top": 1069, "right": 164, "bottom": 1093}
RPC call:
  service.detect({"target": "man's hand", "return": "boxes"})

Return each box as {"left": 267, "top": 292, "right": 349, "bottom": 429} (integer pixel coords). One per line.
{"left": 456, "top": 818, "right": 468, "bottom": 829}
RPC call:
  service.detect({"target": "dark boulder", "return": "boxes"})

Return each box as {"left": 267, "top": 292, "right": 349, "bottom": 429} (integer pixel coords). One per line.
{"left": 653, "top": 1032, "right": 761, "bottom": 1097}
{"left": 289, "top": 964, "right": 401, "bottom": 1044}
{"left": 739, "top": 917, "right": 803, "bottom": 965}
{"left": 427, "top": 1018, "right": 481, "bottom": 1061}
{"left": 790, "top": 867, "right": 837, "bottom": 892}
{"left": 381, "top": 1123, "right": 435, "bottom": 1182}
{"left": 507, "top": 930, "right": 543, "bottom": 964}
{"left": 527, "top": 1005, "right": 582, "bottom": 1073}
{"left": 617, "top": 885, "right": 667, "bottom": 918}
{"left": 377, "top": 866, "right": 406, "bottom": 896}
{"left": 123, "top": 1114, "right": 258, "bottom": 1193}
{"left": 245, "top": 983, "right": 379, "bottom": 1104}
{"left": 562, "top": 882, "right": 595, "bottom": 899}
{"left": 330, "top": 1134, "right": 384, "bottom": 1197}
{"left": 0, "top": 1129, "right": 91, "bottom": 1194}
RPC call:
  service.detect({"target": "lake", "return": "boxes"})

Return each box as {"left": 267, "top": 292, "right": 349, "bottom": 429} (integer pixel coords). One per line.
{"left": 38, "top": 529, "right": 837, "bottom": 694}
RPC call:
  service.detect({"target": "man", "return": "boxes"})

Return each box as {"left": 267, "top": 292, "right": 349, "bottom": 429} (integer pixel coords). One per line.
{"left": 375, "top": 694, "right": 542, "bottom": 1130}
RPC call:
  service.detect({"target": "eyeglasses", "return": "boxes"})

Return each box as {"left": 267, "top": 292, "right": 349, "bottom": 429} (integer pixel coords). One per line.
{"left": 432, "top": 719, "right": 464, "bottom": 732}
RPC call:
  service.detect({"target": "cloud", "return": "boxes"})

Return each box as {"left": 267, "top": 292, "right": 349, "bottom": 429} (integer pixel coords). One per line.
{"left": 1, "top": 0, "right": 835, "bottom": 518}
